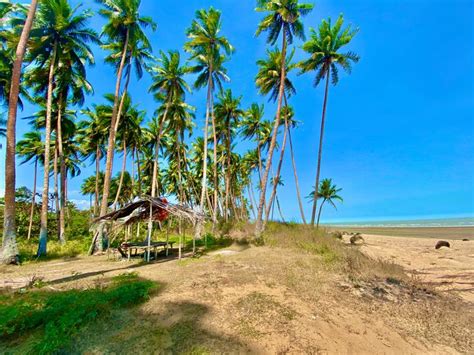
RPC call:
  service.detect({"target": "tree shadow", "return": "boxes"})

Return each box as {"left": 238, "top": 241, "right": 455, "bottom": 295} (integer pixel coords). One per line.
{"left": 75, "top": 299, "right": 253, "bottom": 354}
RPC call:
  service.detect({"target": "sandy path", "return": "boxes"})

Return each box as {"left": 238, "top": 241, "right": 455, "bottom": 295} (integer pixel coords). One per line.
{"left": 351, "top": 234, "right": 474, "bottom": 302}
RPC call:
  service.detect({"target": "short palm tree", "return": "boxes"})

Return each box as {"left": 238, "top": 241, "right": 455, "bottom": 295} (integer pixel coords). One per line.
{"left": 308, "top": 178, "right": 343, "bottom": 228}
{"left": 254, "top": 0, "right": 313, "bottom": 238}
{"left": 16, "top": 131, "right": 44, "bottom": 240}
{"left": 78, "top": 106, "right": 109, "bottom": 215}
{"left": 214, "top": 89, "right": 243, "bottom": 220}
{"left": 299, "top": 14, "right": 359, "bottom": 227}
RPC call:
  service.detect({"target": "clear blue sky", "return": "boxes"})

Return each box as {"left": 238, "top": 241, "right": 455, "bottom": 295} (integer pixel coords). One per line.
{"left": 2, "top": 0, "right": 473, "bottom": 222}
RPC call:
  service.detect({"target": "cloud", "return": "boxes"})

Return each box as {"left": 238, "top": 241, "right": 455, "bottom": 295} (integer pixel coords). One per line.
{"left": 69, "top": 199, "right": 91, "bottom": 210}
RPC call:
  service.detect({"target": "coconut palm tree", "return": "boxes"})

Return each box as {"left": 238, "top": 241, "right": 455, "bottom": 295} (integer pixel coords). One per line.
{"left": 1, "top": 0, "right": 38, "bottom": 264}
{"left": 254, "top": 47, "right": 299, "bottom": 224}
{"left": 26, "top": 0, "right": 97, "bottom": 256}
{"left": 148, "top": 50, "right": 191, "bottom": 197}
{"left": 299, "top": 14, "right": 359, "bottom": 227}
{"left": 16, "top": 131, "right": 44, "bottom": 240}
{"left": 185, "top": 7, "right": 233, "bottom": 221}
{"left": 254, "top": 0, "right": 313, "bottom": 238}
{"left": 214, "top": 89, "right": 244, "bottom": 220}
{"left": 98, "top": 0, "right": 156, "bottom": 219}
{"left": 308, "top": 178, "right": 343, "bottom": 228}
{"left": 78, "top": 106, "right": 109, "bottom": 215}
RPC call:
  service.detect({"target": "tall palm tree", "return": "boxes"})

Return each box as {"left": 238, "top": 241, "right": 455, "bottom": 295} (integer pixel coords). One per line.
{"left": 254, "top": 47, "right": 300, "bottom": 224}
{"left": 254, "top": 0, "right": 313, "bottom": 238}
{"left": 98, "top": 0, "right": 156, "bottom": 219}
{"left": 26, "top": 0, "right": 97, "bottom": 256}
{"left": 148, "top": 50, "right": 191, "bottom": 197}
{"left": 16, "top": 131, "right": 44, "bottom": 240}
{"left": 185, "top": 7, "right": 233, "bottom": 221}
{"left": 1, "top": 0, "right": 38, "bottom": 264}
{"left": 214, "top": 89, "right": 243, "bottom": 220}
{"left": 299, "top": 14, "right": 359, "bottom": 227}
{"left": 308, "top": 178, "right": 343, "bottom": 228}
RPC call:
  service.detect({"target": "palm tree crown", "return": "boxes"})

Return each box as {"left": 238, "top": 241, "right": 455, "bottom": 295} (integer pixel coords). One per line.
{"left": 299, "top": 14, "right": 359, "bottom": 86}
{"left": 255, "top": 0, "right": 313, "bottom": 45}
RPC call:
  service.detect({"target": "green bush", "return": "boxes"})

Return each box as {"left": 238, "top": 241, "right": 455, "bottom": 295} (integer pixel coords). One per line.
{"left": 0, "top": 273, "right": 156, "bottom": 354}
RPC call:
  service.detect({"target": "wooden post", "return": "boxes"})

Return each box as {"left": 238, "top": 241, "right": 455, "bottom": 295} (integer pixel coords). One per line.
{"left": 166, "top": 221, "right": 170, "bottom": 257}
{"left": 147, "top": 201, "right": 152, "bottom": 262}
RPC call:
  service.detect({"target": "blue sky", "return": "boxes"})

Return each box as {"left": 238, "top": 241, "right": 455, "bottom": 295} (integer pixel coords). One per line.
{"left": 2, "top": 0, "right": 473, "bottom": 222}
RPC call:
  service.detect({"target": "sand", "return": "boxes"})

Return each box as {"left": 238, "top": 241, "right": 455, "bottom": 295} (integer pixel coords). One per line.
{"left": 343, "top": 232, "right": 474, "bottom": 302}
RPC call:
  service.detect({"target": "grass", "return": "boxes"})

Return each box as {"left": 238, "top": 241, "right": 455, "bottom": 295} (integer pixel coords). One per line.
{"left": 263, "top": 222, "right": 406, "bottom": 281}
{"left": 17, "top": 239, "right": 91, "bottom": 263}
{"left": 0, "top": 272, "right": 156, "bottom": 354}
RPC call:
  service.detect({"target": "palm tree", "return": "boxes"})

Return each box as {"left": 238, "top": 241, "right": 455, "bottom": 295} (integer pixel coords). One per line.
{"left": 148, "top": 50, "right": 191, "bottom": 197}
{"left": 185, "top": 7, "right": 233, "bottom": 221}
{"left": 254, "top": 47, "right": 298, "bottom": 224}
{"left": 29, "top": 0, "right": 97, "bottom": 256}
{"left": 78, "top": 106, "right": 109, "bottom": 215}
{"left": 16, "top": 131, "right": 44, "bottom": 240}
{"left": 98, "top": 0, "right": 156, "bottom": 218}
{"left": 308, "top": 178, "right": 343, "bottom": 228}
{"left": 299, "top": 14, "right": 359, "bottom": 227}
{"left": 25, "top": 0, "right": 97, "bottom": 256}
{"left": 1, "top": 0, "right": 38, "bottom": 264}
{"left": 214, "top": 89, "right": 243, "bottom": 220}
{"left": 112, "top": 94, "right": 144, "bottom": 204}
{"left": 254, "top": 0, "right": 313, "bottom": 238}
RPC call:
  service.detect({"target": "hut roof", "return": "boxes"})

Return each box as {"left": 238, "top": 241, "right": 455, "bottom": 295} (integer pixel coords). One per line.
{"left": 93, "top": 197, "right": 205, "bottom": 227}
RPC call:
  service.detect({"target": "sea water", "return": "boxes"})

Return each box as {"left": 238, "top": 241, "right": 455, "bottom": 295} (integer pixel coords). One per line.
{"left": 326, "top": 216, "right": 474, "bottom": 228}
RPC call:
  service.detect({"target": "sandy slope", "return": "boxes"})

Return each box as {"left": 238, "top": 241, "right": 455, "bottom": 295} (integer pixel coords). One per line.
{"left": 348, "top": 233, "right": 474, "bottom": 302}
{"left": 1, "top": 243, "right": 472, "bottom": 353}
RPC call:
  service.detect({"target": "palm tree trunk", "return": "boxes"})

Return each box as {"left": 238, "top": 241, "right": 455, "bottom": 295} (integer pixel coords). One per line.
{"left": 100, "top": 29, "right": 129, "bottom": 217}
{"left": 2, "top": 0, "right": 38, "bottom": 264}
{"left": 135, "top": 147, "right": 142, "bottom": 196}
{"left": 196, "top": 68, "right": 212, "bottom": 240}
{"left": 316, "top": 199, "right": 326, "bottom": 228}
{"left": 94, "top": 145, "right": 100, "bottom": 216}
{"left": 27, "top": 159, "right": 38, "bottom": 240}
{"left": 37, "top": 42, "right": 58, "bottom": 257}
{"left": 276, "top": 195, "right": 285, "bottom": 223}
{"left": 225, "top": 125, "right": 232, "bottom": 222}
{"left": 247, "top": 182, "right": 257, "bottom": 219}
{"left": 255, "top": 34, "right": 287, "bottom": 239}
{"left": 56, "top": 99, "right": 66, "bottom": 244}
{"left": 310, "top": 69, "right": 331, "bottom": 227}
{"left": 264, "top": 110, "right": 288, "bottom": 224}
{"left": 210, "top": 93, "right": 219, "bottom": 223}
{"left": 113, "top": 141, "right": 127, "bottom": 207}
{"left": 53, "top": 144, "right": 60, "bottom": 241}
{"left": 199, "top": 68, "right": 212, "bottom": 210}
{"left": 151, "top": 105, "right": 169, "bottom": 197}
{"left": 288, "top": 127, "right": 306, "bottom": 224}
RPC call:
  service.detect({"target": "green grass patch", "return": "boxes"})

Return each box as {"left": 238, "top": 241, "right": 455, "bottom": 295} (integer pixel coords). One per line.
{"left": 0, "top": 272, "right": 156, "bottom": 354}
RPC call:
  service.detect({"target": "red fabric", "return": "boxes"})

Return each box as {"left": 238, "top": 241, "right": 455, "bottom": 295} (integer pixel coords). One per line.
{"left": 154, "top": 197, "right": 169, "bottom": 221}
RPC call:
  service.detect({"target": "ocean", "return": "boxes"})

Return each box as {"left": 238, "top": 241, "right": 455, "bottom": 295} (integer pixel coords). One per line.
{"left": 326, "top": 217, "right": 474, "bottom": 228}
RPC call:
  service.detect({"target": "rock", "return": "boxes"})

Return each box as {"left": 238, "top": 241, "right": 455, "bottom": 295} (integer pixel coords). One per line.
{"left": 462, "top": 238, "right": 469, "bottom": 241}
{"left": 435, "top": 240, "right": 450, "bottom": 249}
{"left": 350, "top": 235, "right": 364, "bottom": 245}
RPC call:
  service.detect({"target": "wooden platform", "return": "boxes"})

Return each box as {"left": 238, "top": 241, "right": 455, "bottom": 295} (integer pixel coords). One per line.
{"left": 118, "top": 241, "right": 175, "bottom": 261}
